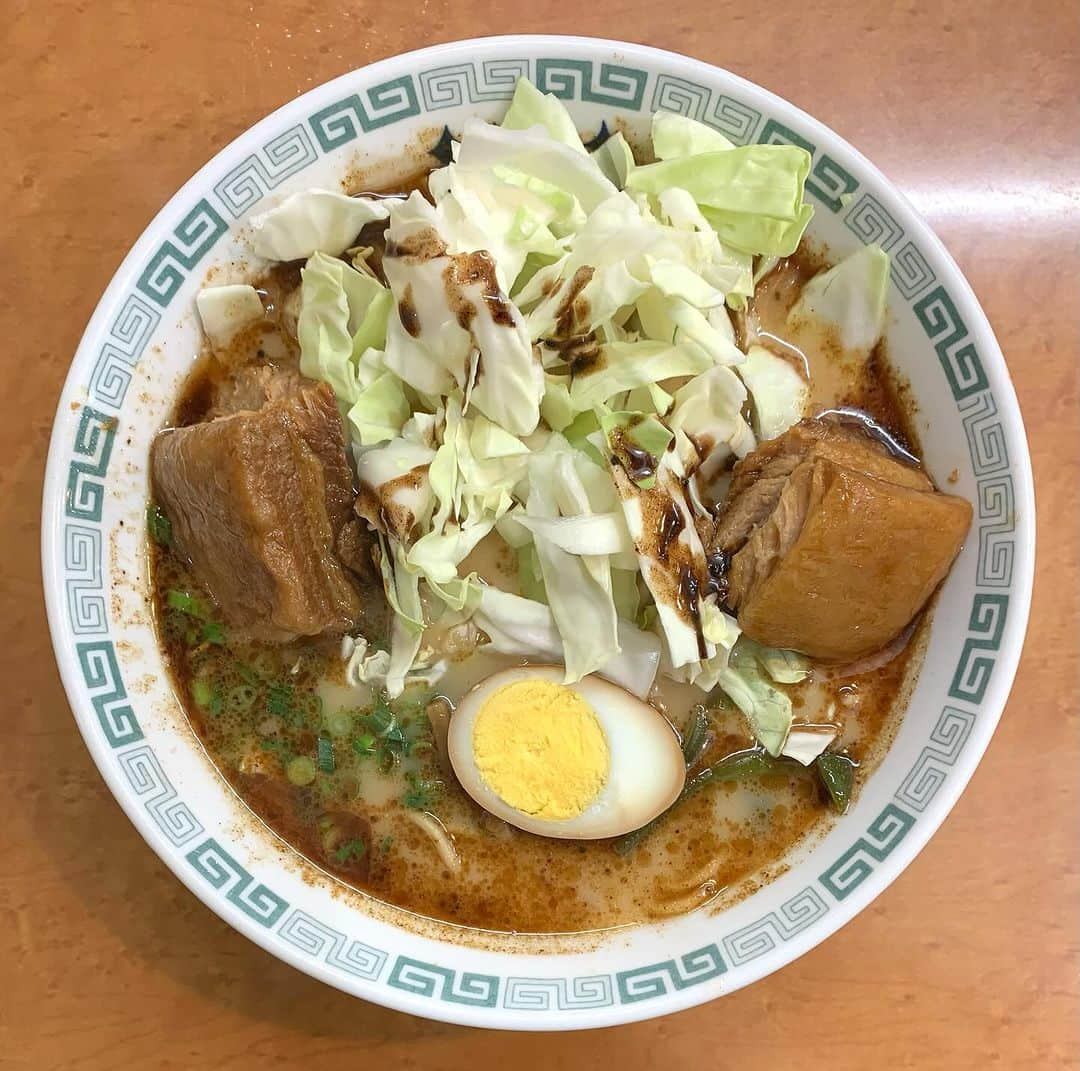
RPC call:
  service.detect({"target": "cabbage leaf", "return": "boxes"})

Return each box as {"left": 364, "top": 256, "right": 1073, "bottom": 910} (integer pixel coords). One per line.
{"left": 603, "top": 426, "right": 719, "bottom": 670}
{"left": 737, "top": 345, "right": 809, "bottom": 441}
{"left": 651, "top": 112, "right": 735, "bottom": 159}
{"left": 381, "top": 192, "right": 542, "bottom": 435}
{"left": 627, "top": 144, "right": 813, "bottom": 256}
{"left": 788, "top": 243, "right": 890, "bottom": 354}
{"left": 523, "top": 444, "right": 621, "bottom": 681}
{"left": 711, "top": 638, "right": 810, "bottom": 755}
{"left": 428, "top": 164, "right": 569, "bottom": 293}
{"left": 250, "top": 189, "right": 395, "bottom": 261}
{"left": 456, "top": 118, "right": 617, "bottom": 213}
{"left": 567, "top": 339, "right": 713, "bottom": 412}
{"left": 716, "top": 662, "right": 792, "bottom": 756}
{"left": 472, "top": 587, "right": 661, "bottom": 698}
{"left": 668, "top": 365, "right": 756, "bottom": 477}
{"left": 591, "top": 132, "right": 636, "bottom": 187}
{"left": 781, "top": 725, "right": 838, "bottom": 765}
{"left": 501, "top": 76, "right": 587, "bottom": 153}
{"left": 298, "top": 251, "right": 391, "bottom": 404}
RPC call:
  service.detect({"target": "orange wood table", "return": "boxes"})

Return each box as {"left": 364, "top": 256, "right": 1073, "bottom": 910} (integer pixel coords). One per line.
{"left": 4, "top": 4, "right": 1077, "bottom": 1067}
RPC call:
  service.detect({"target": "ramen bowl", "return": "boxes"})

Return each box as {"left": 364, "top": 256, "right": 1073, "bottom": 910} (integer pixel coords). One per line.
{"left": 41, "top": 35, "right": 1034, "bottom": 1029}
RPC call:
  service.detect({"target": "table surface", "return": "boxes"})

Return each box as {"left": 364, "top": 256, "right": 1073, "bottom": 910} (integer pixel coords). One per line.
{"left": 4, "top": 3, "right": 1078, "bottom": 1067}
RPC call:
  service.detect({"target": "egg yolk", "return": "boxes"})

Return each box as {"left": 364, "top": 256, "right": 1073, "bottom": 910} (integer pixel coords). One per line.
{"left": 471, "top": 679, "right": 610, "bottom": 820}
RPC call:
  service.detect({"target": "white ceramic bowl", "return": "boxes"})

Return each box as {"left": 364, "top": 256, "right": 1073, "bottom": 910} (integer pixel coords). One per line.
{"left": 42, "top": 35, "right": 1034, "bottom": 1029}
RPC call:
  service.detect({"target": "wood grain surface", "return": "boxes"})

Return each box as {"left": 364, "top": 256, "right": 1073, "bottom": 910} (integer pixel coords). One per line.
{"left": 4, "top": 3, "right": 1077, "bottom": 1067}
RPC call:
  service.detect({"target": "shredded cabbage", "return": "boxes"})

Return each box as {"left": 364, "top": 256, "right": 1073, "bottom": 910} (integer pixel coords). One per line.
{"left": 716, "top": 660, "right": 792, "bottom": 756}
{"left": 522, "top": 442, "right": 622, "bottom": 681}
{"left": 427, "top": 165, "right": 569, "bottom": 293}
{"left": 258, "top": 77, "right": 879, "bottom": 749}
{"left": 380, "top": 192, "right": 543, "bottom": 435}
{"left": 603, "top": 423, "right": 718, "bottom": 670}
{"left": 567, "top": 339, "right": 713, "bottom": 412}
{"left": 384, "top": 565, "right": 425, "bottom": 698}
{"left": 473, "top": 587, "right": 661, "bottom": 698}
{"left": 737, "top": 346, "right": 809, "bottom": 442}
{"left": 626, "top": 143, "right": 813, "bottom": 256}
{"left": 298, "top": 251, "right": 392, "bottom": 404}
{"left": 781, "top": 725, "right": 838, "bottom": 765}
{"left": 668, "top": 364, "right": 756, "bottom": 468}
{"left": 788, "top": 243, "right": 890, "bottom": 353}
{"left": 456, "top": 118, "right": 617, "bottom": 213}
{"left": 501, "top": 77, "right": 587, "bottom": 154}
{"left": 250, "top": 189, "right": 395, "bottom": 261}
{"left": 591, "top": 132, "right": 636, "bottom": 187}
{"left": 651, "top": 112, "right": 736, "bottom": 159}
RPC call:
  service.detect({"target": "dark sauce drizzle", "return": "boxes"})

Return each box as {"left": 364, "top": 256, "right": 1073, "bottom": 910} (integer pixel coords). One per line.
{"left": 704, "top": 549, "right": 730, "bottom": 603}
{"left": 677, "top": 565, "right": 708, "bottom": 659}
{"left": 657, "top": 501, "right": 685, "bottom": 563}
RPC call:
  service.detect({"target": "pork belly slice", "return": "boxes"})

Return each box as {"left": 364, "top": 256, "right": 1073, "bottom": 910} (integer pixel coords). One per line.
{"left": 153, "top": 376, "right": 361, "bottom": 642}
{"left": 710, "top": 419, "right": 972, "bottom": 662}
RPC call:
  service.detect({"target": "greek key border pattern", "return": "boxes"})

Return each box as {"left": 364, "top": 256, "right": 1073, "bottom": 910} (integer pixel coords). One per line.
{"left": 418, "top": 59, "right": 532, "bottom": 110}
{"left": 118, "top": 744, "right": 204, "bottom": 846}
{"left": 212, "top": 125, "right": 319, "bottom": 218}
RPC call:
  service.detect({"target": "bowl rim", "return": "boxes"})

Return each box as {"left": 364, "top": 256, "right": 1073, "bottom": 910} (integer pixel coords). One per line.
{"left": 41, "top": 33, "right": 1036, "bottom": 1030}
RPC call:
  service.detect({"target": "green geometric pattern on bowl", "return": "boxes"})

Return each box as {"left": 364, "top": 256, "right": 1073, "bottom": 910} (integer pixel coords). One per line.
{"left": 58, "top": 55, "right": 1015, "bottom": 1014}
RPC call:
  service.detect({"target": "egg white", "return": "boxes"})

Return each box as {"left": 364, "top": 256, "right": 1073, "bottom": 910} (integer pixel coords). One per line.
{"left": 447, "top": 665, "right": 686, "bottom": 840}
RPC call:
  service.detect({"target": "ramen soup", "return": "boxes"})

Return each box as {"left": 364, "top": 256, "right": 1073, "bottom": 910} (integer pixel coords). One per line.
{"left": 148, "top": 81, "right": 972, "bottom": 933}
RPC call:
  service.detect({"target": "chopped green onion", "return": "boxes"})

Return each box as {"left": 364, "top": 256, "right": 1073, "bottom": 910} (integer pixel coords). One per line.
{"left": 166, "top": 589, "right": 211, "bottom": 620}
{"left": 260, "top": 738, "right": 292, "bottom": 763}
{"left": 402, "top": 774, "right": 441, "bottom": 811}
{"left": 225, "top": 684, "right": 257, "bottom": 715}
{"left": 147, "top": 503, "right": 173, "bottom": 547}
{"left": 361, "top": 695, "right": 395, "bottom": 736}
{"left": 266, "top": 682, "right": 294, "bottom": 718}
{"left": 379, "top": 836, "right": 393, "bottom": 853}
{"left": 333, "top": 838, "right": 367, "bottom": 864}
{"left": 316, "top": 734, "right": 335, "bottom": 774}
{"left": 192, "top": 677, "right": 223, "bottom": 716}
{"left": 352, "top": 733, "right": 376, "bottom": 756}
{"left": 816, "top": 752, "right": 856, "bottom": 813}
{"left": 285, "top": 755, "right": 316, "bottom": 786}
{"left": 401, "top": 713, "right": 435, "bottom": 757}
{"left": 201, "top": 621, "right": 227, "bottom": 646}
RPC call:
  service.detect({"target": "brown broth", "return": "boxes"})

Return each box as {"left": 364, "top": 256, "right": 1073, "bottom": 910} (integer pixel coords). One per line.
{"left": 150, "top": 173, "right": 927, "bottom": 935}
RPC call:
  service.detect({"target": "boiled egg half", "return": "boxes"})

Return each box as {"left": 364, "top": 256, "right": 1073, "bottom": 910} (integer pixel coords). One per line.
{"left": 447, "top": 666, "right": 686, "bottom": 839}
